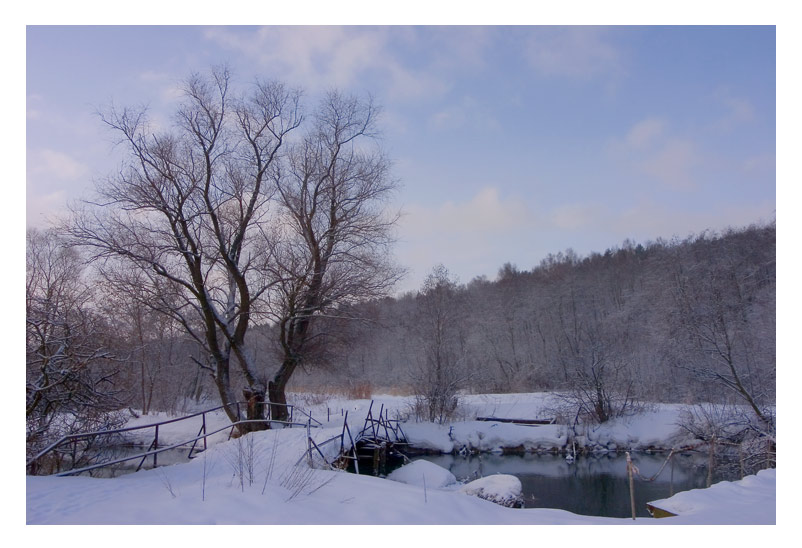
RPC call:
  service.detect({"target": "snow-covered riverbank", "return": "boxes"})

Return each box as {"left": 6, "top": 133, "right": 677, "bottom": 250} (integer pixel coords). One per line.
{"left": 26, "top": 393, "right": 776, "bottom": 527}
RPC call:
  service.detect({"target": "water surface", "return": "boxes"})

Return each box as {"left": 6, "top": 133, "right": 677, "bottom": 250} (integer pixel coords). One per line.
{"left": 412, "top": 452, "right": 738, "bottom": 518}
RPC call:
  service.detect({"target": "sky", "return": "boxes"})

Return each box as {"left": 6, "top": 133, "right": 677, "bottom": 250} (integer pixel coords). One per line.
{"left": 24, "top": 21, "right": 779, "bottom": 294}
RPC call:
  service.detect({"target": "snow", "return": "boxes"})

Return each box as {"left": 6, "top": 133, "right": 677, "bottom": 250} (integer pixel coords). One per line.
{"left": 403, "top": 421, "right": 567, "bottom": 453}
{"left": 644, "top": 469, "right": 776, "bottom": 525}
{"left": 582, "top": 404, "right": 695, "bottom": 450}
{"left": 24, "top": 392, "right": 780, "bottom": 533}
{"left": 459, "top": 474, "right": 523, "bottom": 507}
{"left": 386, "top": 459, "right": 457, "bottom": 488}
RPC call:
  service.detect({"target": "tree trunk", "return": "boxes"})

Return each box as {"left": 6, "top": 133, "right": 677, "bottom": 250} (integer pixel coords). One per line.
{"left": 269, "top": 357, "right": 297, "bottom": 423}
{"left": 213, "top": 358, "right": 241, "bottom": 425}
{"left": 241, "top": 385, "right": 269, "bottom": 433}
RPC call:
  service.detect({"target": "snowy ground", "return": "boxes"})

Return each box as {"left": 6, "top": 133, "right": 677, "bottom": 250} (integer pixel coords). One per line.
{"left": 24, "top": 392, "right": 781, "bottom": 540}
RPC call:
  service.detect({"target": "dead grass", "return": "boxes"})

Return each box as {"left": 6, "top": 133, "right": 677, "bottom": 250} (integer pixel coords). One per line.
{"left": 288, "top": 383, "right": 415, "bottom": 403}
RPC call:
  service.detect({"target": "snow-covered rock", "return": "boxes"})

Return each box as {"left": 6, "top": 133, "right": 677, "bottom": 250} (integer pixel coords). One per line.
{"left": 386, "top": 459, "right": 457, "bottom": 488}
{"left": 459, "top": 474, "right": 524, "bottom": 508}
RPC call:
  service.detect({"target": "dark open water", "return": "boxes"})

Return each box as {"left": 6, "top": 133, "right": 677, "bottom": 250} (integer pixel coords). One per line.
{"left": 409, "top": 452, "right": 739, "bottom": 518}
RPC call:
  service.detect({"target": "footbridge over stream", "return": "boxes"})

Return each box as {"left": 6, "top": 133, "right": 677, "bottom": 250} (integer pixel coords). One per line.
{"left": 27, "top": 400, "right": 408, "bottom": 478}
{"left": 299, "top": 400, "right": 410, "bottom": 475}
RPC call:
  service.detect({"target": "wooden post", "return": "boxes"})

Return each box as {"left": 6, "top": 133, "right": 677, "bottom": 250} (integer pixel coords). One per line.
{"left": 154, "top": 425, "right": 159, "bottom": 469}
{"left": 307, "top": 419, "right": 313, "bottom": 467}
{"left": 707, "top": 435, "right": 715, "bottom": 488}
{"left": 626, "top": 452, "right": 636, "bottom": 520}
{"left": 669, "top": 453, "right": 675, "bottom": 497}
{"left": 739, "top": 442, "right": 745, "bottom": 479}
{"left": 202, "top": 413, "right": 207, "bottom": 452}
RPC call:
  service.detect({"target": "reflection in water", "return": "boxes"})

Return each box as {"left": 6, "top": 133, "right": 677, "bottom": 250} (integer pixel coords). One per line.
{"left": 412, "top": 452, "right": 739, "bottom": 518}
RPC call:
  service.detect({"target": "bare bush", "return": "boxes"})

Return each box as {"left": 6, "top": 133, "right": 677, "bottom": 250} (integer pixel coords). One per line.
{"left": 279, "top": 463, "right": 335, "bottom": 502}
{"left": 678, "top": 403, "right": 775, "bottom": 477}
{"left": 344, "top": 381, "right": 373, "bottom": 400}
{"left": 223, "top": 434, "right": 261, "bottom": 491}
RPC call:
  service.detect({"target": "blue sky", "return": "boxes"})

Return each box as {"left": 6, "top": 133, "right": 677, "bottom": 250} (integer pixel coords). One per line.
{"left": 25, "top": 24, "right": 777, "bottom": 293}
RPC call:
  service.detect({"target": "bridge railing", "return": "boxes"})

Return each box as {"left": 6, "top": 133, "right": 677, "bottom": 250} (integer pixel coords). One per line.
{"left": 26, "top": 401, "right": 318, "bottom": 477}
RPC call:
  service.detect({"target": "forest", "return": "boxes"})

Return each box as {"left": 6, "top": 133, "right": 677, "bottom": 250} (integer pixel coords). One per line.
{"left": 291, "top": 223, "right": 776, "bottom": 423}
{"left": 27, "top": 220, "right": 776, "bottom": 459}
{"left": 25, "top": 68, "right": 775, "bottom": 465}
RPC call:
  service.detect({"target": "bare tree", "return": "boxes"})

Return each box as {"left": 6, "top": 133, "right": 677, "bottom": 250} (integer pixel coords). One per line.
{"left": 669, "top": 228, "right": 775, "bottom": 428}
{"left": 547, "top": 281, "right": 641, "bottom": 424}
{"left": 26, "top": 229, "right": 125, "bottom": 459}
{"left": 264, "top": 91, "right": 403, "bottom": 420}
{"left": 97, "top": 278, "right": 198, "bottom": 415}
{"left": 409, "top": 265, "right": 469, "bottom": 423}
{"left": 65, "top": 69, "right": 401, "bottom": 428}
{"left": 65, "top": 67, "right": 303, "bottom": 429}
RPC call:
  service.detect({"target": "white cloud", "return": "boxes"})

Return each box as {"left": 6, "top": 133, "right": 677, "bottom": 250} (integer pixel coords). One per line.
{"left": 26, "top": 190, "right": 68, "bottom": 228}
{"left": 27, "top": 94, "right": 45, "bottom": 120}
{"left": 625, "top": 117, "right": 664, "bottom": 148}
{"left": 28, "top": 149, "right": 89, "bottom": 182}
{"left": 548, "top": 203, "right": 603, "bottom": 230}
{"left": 395, "top": 186, "right": 536, "bottom": 291}
{"left": 523, "top": 27, "right": 623, "bottom": 79}
{"left": 428, "top": 96, "right": 500, "bottom": 132}
{"left": 610, "top": 119, "right": 700, "bottom": 190}
{"left": 403, "top": 186, "right": 531, "bottom": 238}
{"left": 138, "top": 71, "right": 184, "bottom": 103}
{"left": 742, "top": 153, "right": 775, "bottom": 173}
{"left": 27, "top": 148, "right": 92, "bottom": 228}
{"left": 639, "top": 138, "right": 699, "bottom": 190}
{"left": 712, "top": 88, "right": 756, "bottom": 131}
{"left": 203, "top": 26, "right": 499, "bottom": 102}
{"left": 611, "top": 200, "right": 776, "bottom": 240}
{"left": 203, "top": 26, "right": 442, "bottom": 100}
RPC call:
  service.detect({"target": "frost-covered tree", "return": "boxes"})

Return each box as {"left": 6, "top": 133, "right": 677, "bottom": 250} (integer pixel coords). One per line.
{"left": 26, "top": 229, "right": 125, "bottom": 460}
{"left": 409, "top": 265, "right": 469, "bottom": 423}
{"left": 66, "top": 68, "right": 401, "bottom": 427}
{"left": 66, "top": 67, "right": 303, "bottom": 429}
{"left": 262, "top": 91, "right": 403, "bottom": 421}
{"left": 669, "top": 226, "right": 776, "bottom": 427}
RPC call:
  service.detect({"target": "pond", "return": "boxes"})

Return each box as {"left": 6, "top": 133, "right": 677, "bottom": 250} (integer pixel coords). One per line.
{"left": 407, "top": 452, "right": 740, "bottom": 518}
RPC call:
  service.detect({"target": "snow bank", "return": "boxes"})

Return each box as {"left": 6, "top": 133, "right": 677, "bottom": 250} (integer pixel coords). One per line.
{"left": 644, "top": 469, "right": 776, "bottom": 525}
{"left": 386, "top": 459, "right": 457, "bottom": 488}
{"left": 403, "top": 421, "right": 567, "bottom": 453}
{"left": 579, "top": 405, "right": 694, "bottom": 451}
{"left": 459, "top": 474, "right": 524, "bottom": 508}
{"left": 25, "top": 393, "right": 778, "bottom": 526}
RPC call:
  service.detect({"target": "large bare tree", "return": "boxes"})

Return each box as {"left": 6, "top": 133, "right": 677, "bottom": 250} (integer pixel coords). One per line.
{"left": 65, "top": 68, "right": 401, "bottom": 427}
{"left": 66, "top": 67, "right": 302, "bottom": 427}
{"left": 265, "top": 91, "right": 403, "bottom": 420}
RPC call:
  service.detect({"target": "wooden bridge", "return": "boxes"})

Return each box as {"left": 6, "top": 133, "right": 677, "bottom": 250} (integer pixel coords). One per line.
{"left": 28, "top": 399, "right": 409, "bottom": 478}
{"left": 26, "top": 401, "right": 320, "bottom": 477}
{"left": 299, "top": 400, "right": 409, "bottom": 476}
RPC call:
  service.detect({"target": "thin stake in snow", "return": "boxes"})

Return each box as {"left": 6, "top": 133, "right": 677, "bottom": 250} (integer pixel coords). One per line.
{"left": 626, "top": 452, "right": 636, "bottom": 520}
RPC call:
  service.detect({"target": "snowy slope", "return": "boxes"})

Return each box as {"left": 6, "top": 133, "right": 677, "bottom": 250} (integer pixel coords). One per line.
{"left": 25, "top": 392, "right": 777, "bottom": 526}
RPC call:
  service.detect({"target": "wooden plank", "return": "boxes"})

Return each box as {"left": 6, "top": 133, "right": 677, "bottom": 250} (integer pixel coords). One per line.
{"left": 475, "top": 417, "right": 554, "bottom": 425}
{"left": 646, "top": 503, "right": 677, "bottom": 518}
